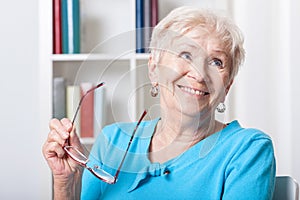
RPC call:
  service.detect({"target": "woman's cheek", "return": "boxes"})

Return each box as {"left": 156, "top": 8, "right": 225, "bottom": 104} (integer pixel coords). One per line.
{"left": 159, "top": 64, "right": 185, "bottom": 83}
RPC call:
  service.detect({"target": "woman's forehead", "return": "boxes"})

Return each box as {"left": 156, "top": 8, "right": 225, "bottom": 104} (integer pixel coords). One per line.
{"left": 188, "top": 29, "right": 228, "bottom": 51}
{"left": 166, "top": 32, "right": 229, "bottom": 56}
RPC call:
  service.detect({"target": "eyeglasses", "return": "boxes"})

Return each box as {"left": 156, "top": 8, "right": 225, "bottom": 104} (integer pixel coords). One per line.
{"left": 64, "top": 82, "right": 147, "bottom": 184}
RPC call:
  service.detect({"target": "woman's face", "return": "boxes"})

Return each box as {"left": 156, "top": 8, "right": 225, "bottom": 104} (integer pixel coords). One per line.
{"left": 149, "top": 30, "right": 233, "bottom": 117}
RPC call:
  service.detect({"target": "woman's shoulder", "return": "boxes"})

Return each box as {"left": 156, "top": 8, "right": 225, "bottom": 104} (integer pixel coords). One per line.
{"left": 200, "top": 120, "right": 274, "bottom": 160}
{"left": 223, "top": 120, "right": 273, "bottom": 143}
{"left": 215, "top": 120, "right": 275, "bottom": 166}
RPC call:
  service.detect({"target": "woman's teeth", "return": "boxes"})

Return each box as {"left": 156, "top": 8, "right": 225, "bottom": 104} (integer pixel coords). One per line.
{"left": 179, "top": 85, "right": 209, "bottom": 96}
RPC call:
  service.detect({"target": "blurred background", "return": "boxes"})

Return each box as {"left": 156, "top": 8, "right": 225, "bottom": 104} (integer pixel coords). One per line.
{"left": 0, "top": 0, "right": 299, "bottom": 199}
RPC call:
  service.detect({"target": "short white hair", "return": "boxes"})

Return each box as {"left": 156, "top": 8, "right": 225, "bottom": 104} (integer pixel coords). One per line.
{"left": 150, "top": 6, "right": 245, "bottom": 80}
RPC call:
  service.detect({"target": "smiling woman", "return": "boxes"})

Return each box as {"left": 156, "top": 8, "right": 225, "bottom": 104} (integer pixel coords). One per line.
{"left": 42, "top": 6, "right": 276, "bottom": 200}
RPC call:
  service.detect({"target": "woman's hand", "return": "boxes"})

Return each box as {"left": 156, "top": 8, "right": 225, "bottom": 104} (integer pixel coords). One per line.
{"left": 42, "top": 118, "right": 83, "bottom": 200}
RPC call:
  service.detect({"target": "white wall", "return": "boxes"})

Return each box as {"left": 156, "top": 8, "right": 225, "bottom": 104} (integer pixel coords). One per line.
{"left": 290, "top": 0, "right": 300, "bottom": 180}
{"left": 230, "top": 0, "right": 300, "bottom": 183}
{"left": 0, "top": 0, "right": 50, "bottom": 199}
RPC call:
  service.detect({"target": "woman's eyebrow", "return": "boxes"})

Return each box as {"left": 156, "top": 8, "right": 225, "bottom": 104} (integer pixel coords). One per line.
{"left": 211, "top": 50, "right": 229, "bottom": 58}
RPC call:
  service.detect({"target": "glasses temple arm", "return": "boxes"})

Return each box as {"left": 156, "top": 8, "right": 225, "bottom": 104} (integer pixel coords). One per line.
{"left": 72, "top": 82, "right": 105, "bottom": 124}
{"left": 113, "top": 110, "right": 147, "bottom": 182}
{"left": 65, "top": 82, "right": 105, "bottom": 146}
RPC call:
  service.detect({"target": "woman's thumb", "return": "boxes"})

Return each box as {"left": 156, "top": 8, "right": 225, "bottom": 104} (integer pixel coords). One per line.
{"left": 69, "top": 126, "right": 81, "bottom": 146}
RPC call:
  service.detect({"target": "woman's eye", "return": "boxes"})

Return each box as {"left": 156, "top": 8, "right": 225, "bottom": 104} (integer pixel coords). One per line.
{"left": 208, "top": 58, "right": 224, "bottom": 68}
{"left": 179, "top": 52, "right": 192, "bottom": 61}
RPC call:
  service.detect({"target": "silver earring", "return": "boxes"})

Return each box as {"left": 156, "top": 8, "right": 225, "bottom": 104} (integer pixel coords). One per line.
{"left": 150, "top": 84, "right": 159, "bottom": 97}
{"left": 216, "top": 102, "right": 226, "bottom": 113}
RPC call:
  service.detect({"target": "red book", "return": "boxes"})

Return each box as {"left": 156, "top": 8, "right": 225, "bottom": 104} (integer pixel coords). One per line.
{"left": 151, "top": 0, "right": 159, "bottom": 27}
{"left": 80, "top": 83, "right": 94, "bottom": 138}
{"left": 53, "top": 0, "right": 62, "bottom": 54}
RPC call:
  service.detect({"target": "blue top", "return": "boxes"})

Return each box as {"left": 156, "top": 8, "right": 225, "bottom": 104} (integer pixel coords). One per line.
{"left": 81, "top": 119, "right": 276, "bottom": 200}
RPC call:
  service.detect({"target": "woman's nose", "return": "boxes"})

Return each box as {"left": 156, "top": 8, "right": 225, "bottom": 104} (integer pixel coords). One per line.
{"left": 187, "top": 60, "right": 208, "bottom": 83}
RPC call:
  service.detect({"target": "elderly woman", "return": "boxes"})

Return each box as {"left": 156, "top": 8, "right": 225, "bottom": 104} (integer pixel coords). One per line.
{"left": 43, "top": 6, "right": 276, "bottom": 200}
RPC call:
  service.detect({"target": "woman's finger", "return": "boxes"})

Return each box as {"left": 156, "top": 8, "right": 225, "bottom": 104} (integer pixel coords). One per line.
{"left": 61, "top": 118, "right": 73, "bottom": 132}
{"left": 49, "top": 118, "right": 69, "bottom": 139}
{"left": 47, "top": 129, "right": 67, "bottom": 146}
{"left": 69, "top": 128, "right": 81, "bottom": 147}
{"left": 43, "top": 141, "right": 66, "bottom": 159}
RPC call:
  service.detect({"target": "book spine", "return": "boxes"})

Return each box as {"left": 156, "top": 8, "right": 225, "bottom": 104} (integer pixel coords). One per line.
{"left": 53, "top": 77, "right": 66, "bottom": 119}
{"left": 53, "top": 0, "right": 62, "bottom": 54}
{"left": 93, "top": 87, "right": 106, "bottom": 137}
{"left": 136, "top": 0, "right": 144, "bottom": 53}
{"left": 61, "top": 0, "right": 80, "bottom": 54}
{"left": 143, "top": 0, "right": 151, "bottom": 53}
{"left": 80, "top": 83, "right": 94, "bottom": 138}
{"left": 151, "top": 0, "right": 159, "bottom": 27}
{"left": 66, "top": 85, "right": 81, "bottom": 133}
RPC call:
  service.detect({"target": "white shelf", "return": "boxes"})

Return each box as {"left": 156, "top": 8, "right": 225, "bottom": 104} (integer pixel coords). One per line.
{"left": 80, "top": 137, "right": 95, "bottom": 144}
{"left": 51, "top": 53, "right": 150, "bottom": 62}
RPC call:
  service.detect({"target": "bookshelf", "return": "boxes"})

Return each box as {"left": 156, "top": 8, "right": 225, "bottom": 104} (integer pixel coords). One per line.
{"left": 39, "top": 0, "right": 230, "bottom": 144}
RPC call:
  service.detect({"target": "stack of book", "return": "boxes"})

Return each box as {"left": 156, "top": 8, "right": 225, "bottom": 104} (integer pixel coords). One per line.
{"left": 53, "top": 0, "right": 80, "bottom": 54}
{"left": 136, "top": 0, "right": 159, "bottom": 53}
{"left": 53, "top": 78, "right": 106, "bottom": 138}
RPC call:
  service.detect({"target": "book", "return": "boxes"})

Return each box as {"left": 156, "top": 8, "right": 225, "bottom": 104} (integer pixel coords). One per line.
{"left": 66, "top": 85, "right": 81, "bottom": 133}
{"left": 80, "top": 83, "right": 94, "bottom": 138}
{"left": 61, "top": 0, "right": 80, "bottom": 54}
{"left": 53, "top": 0, "right": 62, "bottom": 54}
{"left": 93, "top": 86, "right": 106, "bottom": 137}
{"left": 143, "top": 0, "right": 151, "bottom": 53}
{"left": 151, "top": 0, "right": 159, "bottom": 27}
{"left": 136, "top": 0, "right": 144, "bottom": 53}
{"left": 53, "top": 77, "right": 66, "bottom": 119}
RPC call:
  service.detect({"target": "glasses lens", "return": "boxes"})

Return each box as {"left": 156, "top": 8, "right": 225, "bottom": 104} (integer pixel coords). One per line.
{"left": 91, "top": 165, "right": 116, "bottom": 184}
{"left": 64, "top": 146, "right": 88, "bottom": 164}
{"left": 65, "top": 146, "right": 116, "bottom": 183}
{"left": 64, "top": 109, "right": 147, "bottom": 184}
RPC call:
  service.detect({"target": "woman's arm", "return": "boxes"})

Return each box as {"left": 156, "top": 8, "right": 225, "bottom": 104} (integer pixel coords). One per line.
{"left": 223, "top": 135, "right": 276, "bottom": 200}
{"left": 52, "top": 171, "right": 82, "bottom": 200}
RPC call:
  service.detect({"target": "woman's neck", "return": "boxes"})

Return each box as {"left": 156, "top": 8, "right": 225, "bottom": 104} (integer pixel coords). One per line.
{"left": 149, "top": 109, "right": 224, "bottom": 163}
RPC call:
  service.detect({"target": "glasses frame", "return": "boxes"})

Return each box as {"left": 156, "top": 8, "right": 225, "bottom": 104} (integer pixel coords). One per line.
{"left": 63, "top": 82, "right": 147, "bottom": 184}
{"left": 64, "top": 145, "right": 116, "bottom": 183}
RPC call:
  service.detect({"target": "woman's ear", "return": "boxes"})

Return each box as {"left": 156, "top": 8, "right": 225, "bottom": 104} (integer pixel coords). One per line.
{"left": 148, "top": 54, "right": 159, "bottom": 83}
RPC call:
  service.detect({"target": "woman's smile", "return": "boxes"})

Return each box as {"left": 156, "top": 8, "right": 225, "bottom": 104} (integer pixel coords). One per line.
{"left": 177, "top": 84, "right": 210, "bottom": 97}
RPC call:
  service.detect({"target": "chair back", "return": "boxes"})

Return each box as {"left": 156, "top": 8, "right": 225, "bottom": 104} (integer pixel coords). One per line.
{"left": 273, "top": 176, "right": 299, "bottom": 200}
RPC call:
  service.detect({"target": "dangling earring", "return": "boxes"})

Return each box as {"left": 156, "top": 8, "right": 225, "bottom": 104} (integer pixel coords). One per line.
{"left": 216, "top": 102, "right": 226, "bottom": 113}
{"left": 150, "top": 83, "right": 159, "bottom": 97}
